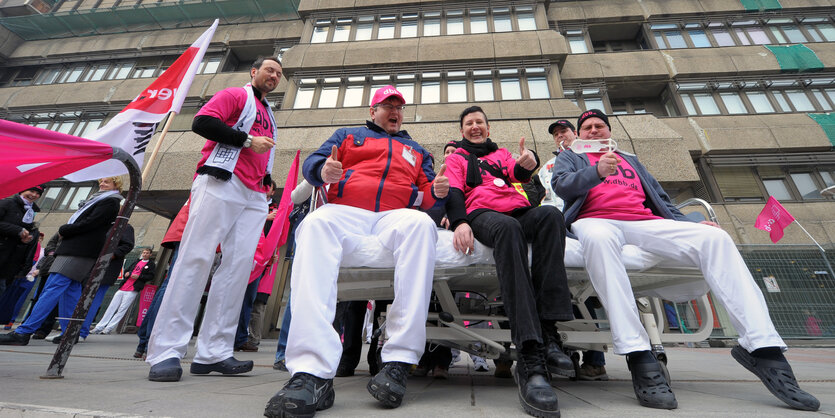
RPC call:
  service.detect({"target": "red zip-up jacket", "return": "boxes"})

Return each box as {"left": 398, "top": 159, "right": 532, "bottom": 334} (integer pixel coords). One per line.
{"left": 303, "top": 121, "right": 440, "bottom": 212}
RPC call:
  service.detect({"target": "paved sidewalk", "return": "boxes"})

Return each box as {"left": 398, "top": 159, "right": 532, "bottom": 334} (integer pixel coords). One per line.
{"left": 0, "top": 334, "right": 833, "bottom": 417}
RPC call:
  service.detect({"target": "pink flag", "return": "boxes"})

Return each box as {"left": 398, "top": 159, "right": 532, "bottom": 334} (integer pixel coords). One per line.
{"left": 64, "top": 19, "right": 219, "bottom": 182}
{"left": 755, "top": 196, "right": 796, "bottom": 243}
{"left": 249, "top": 150, "right": 301, "bottom": 282}
{"left": 0, "top": 120, "right": 113, "bottom": 198}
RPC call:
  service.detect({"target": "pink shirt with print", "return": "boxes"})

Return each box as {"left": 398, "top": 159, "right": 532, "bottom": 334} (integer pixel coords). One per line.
{"left": 446, "top": 148, "right": 531, "bottom": 214}
{"left": 194, "top": 87, "right": 273, "bottom": 192}
{"left": 120, "top": 259, "right": 148, "bottom": 292}
{"left": 578, "top": 153, "right": 662, "bottom": 221}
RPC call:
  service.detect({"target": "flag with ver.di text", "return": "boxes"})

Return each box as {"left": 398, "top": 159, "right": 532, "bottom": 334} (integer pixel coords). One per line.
{"left": 63, "top": 19, "right": 219, "bottom": 182}
{"left": 755, "top": 196, "right": 796, "bottom": 243}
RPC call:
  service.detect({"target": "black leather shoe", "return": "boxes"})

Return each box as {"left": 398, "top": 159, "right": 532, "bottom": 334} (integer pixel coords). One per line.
{"left": 626, "top": 351, "right": 677, "bottom": 409}
{"left": 367, "top": 361, "right": 410, "bottom": 408}
{"left": 515, "top": 342, "right": 560, "bottom": 417}
{"left": 335, "top": 364, "right": 355, "bottom": 377}
{"left": 148, "top": 357, "right": 183, "bottom": 382}
{"left": 0, "top": 331, "right": 30, "bottom": 346}
{"left": 264, "top": 372, "right": 334, "bottom": 418}
{"left": 731, "top": 345, "right": 819, "bottom": 411}
{"left": 190, "top": 356, "right": 253, "bottom": 375}
{"left": 541, "top": 323, "right": 575, "bottom": 378}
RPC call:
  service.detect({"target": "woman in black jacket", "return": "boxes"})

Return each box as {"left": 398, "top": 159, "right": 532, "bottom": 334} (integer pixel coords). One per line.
{"left": 0, "top": 177, "right": 123, "bottom": 345}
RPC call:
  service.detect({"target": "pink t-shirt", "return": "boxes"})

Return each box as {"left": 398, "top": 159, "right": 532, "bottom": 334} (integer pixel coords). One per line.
{"left": 578, "top": 153, "right": 662, "bottom": 221}
{"left": 195, "top": 87, "right": 273, "bottom": 192}
{"left": 120, "top": 259, "right": 148, "bottom": 292}
{"left": 446, "top": 148, "right": 531, "bottom": 214}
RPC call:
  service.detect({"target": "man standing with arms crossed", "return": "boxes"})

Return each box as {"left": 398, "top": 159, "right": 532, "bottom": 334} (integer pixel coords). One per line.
{"left": 264, "top": 86, "right": 449, "bottom": 417}
{"left": 147, "top": 56, "right": 281, "bottom": 382}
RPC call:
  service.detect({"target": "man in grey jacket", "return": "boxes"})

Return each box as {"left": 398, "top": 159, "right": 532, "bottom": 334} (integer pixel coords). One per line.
{"left": 552, "top": 109, "right": 818, "bottom": 412}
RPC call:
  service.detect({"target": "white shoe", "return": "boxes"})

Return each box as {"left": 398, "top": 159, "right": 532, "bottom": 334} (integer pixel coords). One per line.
{"left": 473, "top": 357, "right": 489, "bottom": 372}
{"left": 90, "top": 328, "right": 103, "bottom": 334}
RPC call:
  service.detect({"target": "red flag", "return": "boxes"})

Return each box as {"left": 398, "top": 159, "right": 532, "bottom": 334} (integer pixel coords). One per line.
{"left": 755, "top": 196, "right": 796, "bottom": 243}
{"left": 249, "top": 150, "right": 301, "bottom": 281}
{"left": 64, "top": 19, "right": 218, "bottom": 182}
{"left": 0, "top": 120, "right": 113, "bottom": 198}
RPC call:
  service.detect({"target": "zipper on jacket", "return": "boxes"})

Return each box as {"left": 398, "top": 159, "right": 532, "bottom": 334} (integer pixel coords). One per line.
{"left": 375, "top": 137, "right": 393, "bottom": 212}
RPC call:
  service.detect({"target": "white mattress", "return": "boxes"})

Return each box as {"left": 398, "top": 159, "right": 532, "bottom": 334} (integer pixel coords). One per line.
{"left": 340, "top": 228, "right": 709, "bottom": 302}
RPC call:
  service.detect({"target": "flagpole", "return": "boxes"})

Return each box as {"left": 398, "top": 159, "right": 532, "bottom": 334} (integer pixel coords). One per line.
{"left": 141, "top": 111, "right": 177, "bottom": 183}
{"left": 792, "top": 220, "right": 835, "bottom": 279}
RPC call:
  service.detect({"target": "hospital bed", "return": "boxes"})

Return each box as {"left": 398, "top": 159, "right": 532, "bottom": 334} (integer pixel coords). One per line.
{"left": 315, "top": 188, "right": 719, "bottom": 379}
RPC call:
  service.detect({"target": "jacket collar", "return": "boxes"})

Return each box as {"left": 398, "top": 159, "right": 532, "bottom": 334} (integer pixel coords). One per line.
{"left": 365, "top": 120, "right": 411, "bottom": 139}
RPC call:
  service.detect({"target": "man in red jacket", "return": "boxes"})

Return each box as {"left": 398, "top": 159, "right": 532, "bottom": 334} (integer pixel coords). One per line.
{"left": 265, "top": 86, "right": 449, "bottom": 418}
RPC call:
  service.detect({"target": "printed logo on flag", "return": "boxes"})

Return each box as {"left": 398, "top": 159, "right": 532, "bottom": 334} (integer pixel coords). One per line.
{"left": 122, "top": 47, "right": 200, "bottom": 115}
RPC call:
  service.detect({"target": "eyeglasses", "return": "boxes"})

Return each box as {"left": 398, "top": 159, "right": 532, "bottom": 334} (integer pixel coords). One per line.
{"left": 375, "top": 103, "right": 406, "bottom": 112}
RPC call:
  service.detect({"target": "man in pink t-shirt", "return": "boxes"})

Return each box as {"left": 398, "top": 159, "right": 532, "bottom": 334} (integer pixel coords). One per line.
{"left": 147, "top": 56, "right": 282, "bottom": 383}
{"left": 553, "top": 109, "right": 818, "bottom": 412}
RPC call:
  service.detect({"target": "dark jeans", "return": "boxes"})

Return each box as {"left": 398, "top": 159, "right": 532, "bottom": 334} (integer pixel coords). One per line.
{"left": 136, "top": 244, "right": 178, "bottom": 353}
{"left": 275, "top": 292, "right": 291, "bottom": 362}
{"left": 235, "top": 272, "right": 263, "bottom": 347}
{"left": 337, "top": 300, "right": 369, "bottom": 372}
{"left": 469, "top": 206, "right": 573, "bottom": 346}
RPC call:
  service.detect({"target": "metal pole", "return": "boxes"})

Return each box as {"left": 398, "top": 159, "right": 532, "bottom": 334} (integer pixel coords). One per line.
{"left": 41, "top": 147, "right": 141, "bottom": 379}
{"left": 792, "top": 220, "right": 835, "bottom": 281}
{"left": 141, "top": 111, "right": 177, "bottom": 183}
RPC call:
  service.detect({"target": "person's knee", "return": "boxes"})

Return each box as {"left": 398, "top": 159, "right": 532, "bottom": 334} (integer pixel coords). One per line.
{"left": 534, "top": 205, "right": 565, "bottom": 229}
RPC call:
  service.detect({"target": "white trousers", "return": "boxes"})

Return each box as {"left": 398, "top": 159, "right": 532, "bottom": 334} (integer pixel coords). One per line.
{"left": 94, "top": 290, "right": 137, "bottom": 332}
{"left": 572, "top": 218, "right": 785, "bottom": 355}
{"left": 286, "top": 204, "right": 436, "bottom": 379}
{"left": 147, "top": 174, "right": 266, "bottom": 366}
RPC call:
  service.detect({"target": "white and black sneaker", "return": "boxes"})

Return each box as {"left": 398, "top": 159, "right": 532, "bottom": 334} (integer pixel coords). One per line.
{"left": 264, "top": 372, "right": 334, "bottom": 418}
{"left": 367, "top": 361, "right": 410, "bottom": 408}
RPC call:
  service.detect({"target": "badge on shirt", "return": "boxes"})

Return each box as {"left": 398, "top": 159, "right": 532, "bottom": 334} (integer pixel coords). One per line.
{"left": 493, "top": 178, "right": 506, "bottom": 187}
{"left": 401, "top": 146, "right": 416, "bottom": 167}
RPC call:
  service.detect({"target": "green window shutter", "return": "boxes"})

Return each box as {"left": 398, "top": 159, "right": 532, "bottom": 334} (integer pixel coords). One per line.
{"left": 740, "top": 0, "right": 782, "bottom": 10}
{"left": 765, "top": 44, "right": 824, "bottom": 72}
{"left": 713, "top": 166, "right": 761, "bottom": 199}
{"left": 807, "top": 113, "right": 835, "bottom": 147}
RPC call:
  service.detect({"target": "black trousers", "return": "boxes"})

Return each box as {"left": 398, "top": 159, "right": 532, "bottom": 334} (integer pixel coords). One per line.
{"left": 469, "top": 206, "right": 573, "bottom": 346}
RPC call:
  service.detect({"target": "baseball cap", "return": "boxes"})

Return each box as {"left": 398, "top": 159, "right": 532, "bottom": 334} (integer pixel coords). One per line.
{"left": 371, "top": 85, "right": 406, "bottom": 107}
{"left": 577, "top": 109, "right": 610, "bottom": 130}
{"left": 548, "top": 119, "right": 575, "bottom": 135}
{"left": 23, "top": 184, "right": 45, "bottom": 195}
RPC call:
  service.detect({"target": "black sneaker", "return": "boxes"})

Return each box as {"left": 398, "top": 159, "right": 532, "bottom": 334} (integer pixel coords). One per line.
{"left": 515, "top": 342, "right": 560, "bottom": 417}
{"left": 367, "top": 361, "right": 410, "bottom": 408}
{"left": 264, "top": 372, "right": 334, "bottom": 418}
{"left": 0, "top": 331, "right": 30, "bottom": 346}
{"left": 541, "top": 322, "right": 575, "bottom": 378}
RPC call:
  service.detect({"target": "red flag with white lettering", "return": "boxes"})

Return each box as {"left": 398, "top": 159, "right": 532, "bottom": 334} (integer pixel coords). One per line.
{"left": 755, "top": 196, "right": 796, "bottom": 243}
{"left": 64, "top": 19, "right": 218, "bottom": 182}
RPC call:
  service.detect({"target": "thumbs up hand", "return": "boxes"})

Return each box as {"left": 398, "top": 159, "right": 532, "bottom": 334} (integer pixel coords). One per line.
{"left": 516, "top": 137, "right": 536, "bottom": 171}
{"left": 321, "top": 145, "right": 343, "bottom": 184}
{"left": 433, "top": 164, "right": 449, "bottom": 199}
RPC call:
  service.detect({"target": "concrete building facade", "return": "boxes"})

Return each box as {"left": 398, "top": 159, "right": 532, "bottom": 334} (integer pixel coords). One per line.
{"left": 1, "top": 0, "right": 834, "bottom": 338}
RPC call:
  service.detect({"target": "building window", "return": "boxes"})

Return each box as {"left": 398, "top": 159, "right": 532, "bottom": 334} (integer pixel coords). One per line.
{"left": 307, "top": 5, "right": 539, "bottom": 43}
{"left": 8, "top": 111, "right": 108, "bottom": 137}
{"left": 565, "top": 29, "right": 589, "bottom": 53}
{"left": 37, "top": 182, "right": 99, "bottom": 212}
{"left": 705, "top": 155, "right": 835, "bottom": 202}
{"left": 311, "top": 20, "right": 330, "bottom": 43}
{"left": 649, "top": 15, "right": 835, "bottom": 49}
{"left": 564, "top": 85, "right": 607, "bottom": 112}
{"left": 291, "top": 66, "right": 550, "bottom": 108}
{"left": 674, "top": 77, "right": 835, "bottom": 116}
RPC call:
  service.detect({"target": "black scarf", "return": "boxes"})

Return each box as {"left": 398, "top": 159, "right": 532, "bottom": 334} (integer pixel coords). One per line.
{"left": 458, "top": 137, "right": 498, "bottom": 187}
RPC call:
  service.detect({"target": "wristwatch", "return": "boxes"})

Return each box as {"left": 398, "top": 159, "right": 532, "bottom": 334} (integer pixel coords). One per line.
{"left": 243, "top": 134, "right": 253, "bottom": 148}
